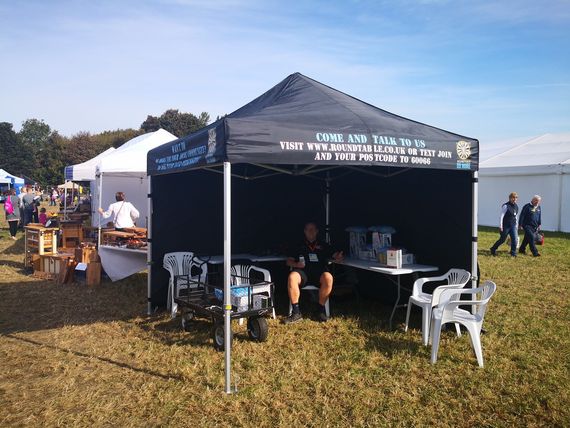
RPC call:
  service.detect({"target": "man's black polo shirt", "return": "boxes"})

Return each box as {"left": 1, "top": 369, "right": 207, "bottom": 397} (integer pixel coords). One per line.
{"left": 288, "top": 240, "right": 334, "bottom": 280}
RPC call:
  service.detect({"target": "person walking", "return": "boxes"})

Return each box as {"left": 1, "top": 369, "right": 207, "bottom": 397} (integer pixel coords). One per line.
{"left": 22, "top": 188, "right": 36, "bottom": 226}
{"left": 50, "top": 188, "right": 58, "bottom": 206}
{"left": 17, "top": 187, "right": 27, "bottom": 228}
{"left": 519, "top": 195, "right": 542, "bottom": 257}
{"left": 32, "top": 190, "right": 41, "bottom": 223}
{"left": 490, "top": 192, "right": 519, "bottom": 257}
{"left": 4, "top": 189, "right": 20, "bottom": 240}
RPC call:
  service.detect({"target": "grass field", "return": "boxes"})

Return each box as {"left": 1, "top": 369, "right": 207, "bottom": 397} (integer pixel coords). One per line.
{"left": 1, "top": 205, "right": 569, "bottom": 427}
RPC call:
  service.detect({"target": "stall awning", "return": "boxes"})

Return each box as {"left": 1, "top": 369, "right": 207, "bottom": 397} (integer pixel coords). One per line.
{"left": 65, "top": 147, "right": 116, "bottom": 181}
{"left": 148, "top": 72, "right": 479, "bottom": 176}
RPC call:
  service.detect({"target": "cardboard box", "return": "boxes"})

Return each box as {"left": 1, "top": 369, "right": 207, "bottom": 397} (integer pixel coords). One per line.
{"left": 386, "top": 249, "right": 403, "bottom": 269}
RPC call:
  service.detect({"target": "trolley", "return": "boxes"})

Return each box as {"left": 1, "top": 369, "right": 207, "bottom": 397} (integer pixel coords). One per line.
{"left": 173, "top": 257, "right": 275, "bottom": 350}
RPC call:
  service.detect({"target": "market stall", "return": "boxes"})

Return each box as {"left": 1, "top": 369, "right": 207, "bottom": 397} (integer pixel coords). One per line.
{"left": 62, "top": 147, "right": 117, "bottom": 219}
{"left": 64, "top": 147, "right": 116, "bottom": 182}
{"left": 0, "top": 174, "right": 10, "bottom": 193}
{"left": 147, "top": 72, "right": 480, "bottom": 393}
{"left": 0, "top": 168, "right": 25, "bottom": 193}
{"left": 94, "top": 128, "right": 176, "bottom": 281}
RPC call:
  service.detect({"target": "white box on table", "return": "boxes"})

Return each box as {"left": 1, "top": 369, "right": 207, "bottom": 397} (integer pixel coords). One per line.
{"left": 386, "top": 249, "right": 403, "bottom": 268}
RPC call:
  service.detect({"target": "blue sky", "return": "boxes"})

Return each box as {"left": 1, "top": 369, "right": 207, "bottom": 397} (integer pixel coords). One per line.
{"left": 0, "top": 0, "right": 568, "bottom": 142}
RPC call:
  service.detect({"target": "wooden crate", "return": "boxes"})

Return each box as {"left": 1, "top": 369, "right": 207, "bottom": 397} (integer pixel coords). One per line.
{"left": 74, "top": 246, "right": 99, "bottom": 263}
{"left": 86, "top": 262, "right": 101, "bottom": 286}
{"left": 40, "top": 254, "right": 71, "bottom": 275}
{"left": 24, "top": 225, "right": 59, "bottom": 268}
{"left": 60, "top": 222, "right": 83, "bottom": 248}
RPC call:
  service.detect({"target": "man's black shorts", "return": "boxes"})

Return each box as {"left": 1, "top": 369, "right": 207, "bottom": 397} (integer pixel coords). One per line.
{"left": 292, "top": 268, "right": 328, "bottom": 287}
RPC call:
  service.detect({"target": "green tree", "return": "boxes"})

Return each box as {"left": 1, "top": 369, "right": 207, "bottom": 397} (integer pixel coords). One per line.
{"left": 64, "top": 132, "right": 104, "bottom": 166}
{"left": 140, "top": 109, "right": 210, "bottom": 137}
{"left": 37, "top": 131, "right": 67, "bottom": 185}
{"left": 17, "top": 118, "right": 52, "bottom": 180}
{"left": 0, "top": 122, "right": 23, "bottom": 174}
{"left": 93, "top": 128, "right": 143, "bottom": 149}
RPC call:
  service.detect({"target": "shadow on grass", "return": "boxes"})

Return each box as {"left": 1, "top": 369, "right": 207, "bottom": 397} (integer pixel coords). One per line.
{"left": 137, "top": 315, "right": 215, "bottom": 349}
{"left": 328, "top": 295, "right": 426, "bottom": 356}
{"left": 0, "top": 276, "right": 147, "bottom": 335}
{"left": 3, "top": 333, "right": 185, "bottom": 382}
{"left": 0, "top": 236, "right": 25, "bottom": 255}
{"left": 0, "top": 259, "right": 29, "bottom": 273}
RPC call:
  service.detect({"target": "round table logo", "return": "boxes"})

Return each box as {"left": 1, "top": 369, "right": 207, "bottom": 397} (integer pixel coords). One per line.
{"left": 456, "top": 140, "right": 471, "bottom": 160}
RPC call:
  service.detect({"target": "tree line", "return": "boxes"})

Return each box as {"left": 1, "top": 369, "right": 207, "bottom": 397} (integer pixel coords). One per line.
{"left": 0, "top": 109, "right": 210, "bottom": 186}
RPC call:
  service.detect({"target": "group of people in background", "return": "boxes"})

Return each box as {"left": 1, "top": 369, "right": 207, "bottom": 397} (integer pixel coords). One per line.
{"left": 490, "top": 192, "right": 543, "bottom": 257}
{"left": 3, "top": 187, "right": 49, "bottom": 240}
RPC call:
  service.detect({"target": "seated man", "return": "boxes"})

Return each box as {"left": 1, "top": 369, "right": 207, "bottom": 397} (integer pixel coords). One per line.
{"left": 284, "top": 222, "right": 344, "bottom": 324}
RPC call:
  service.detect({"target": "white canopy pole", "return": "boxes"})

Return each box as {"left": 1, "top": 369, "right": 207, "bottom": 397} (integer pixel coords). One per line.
{"left": 147, "top": 176, "right": 153, "bottom": 315}
{"left": 97, "top": 173, "right": 103, "bottom": 247}
{"left": 223, "top": 162, "right": 233, "bottom": 394}
{"left": 472, "top": 170, "right": 478, "bottom": 314}
{"left": 64, "top": 181, "right": 68, "bottom": 220}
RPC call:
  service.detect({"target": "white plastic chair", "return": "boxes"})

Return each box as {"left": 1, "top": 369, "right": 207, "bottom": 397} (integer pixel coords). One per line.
{"left": 230, "top": 264, "right": 276, "bottom": 320}
{"left": 405, "top": 268, "right": 471, "bottom": 345}
{"left": 163, "top": 252, "right": 208, "bottom": 318}
{"left": 430, "top": 280, "right": 497, "bottom": 367}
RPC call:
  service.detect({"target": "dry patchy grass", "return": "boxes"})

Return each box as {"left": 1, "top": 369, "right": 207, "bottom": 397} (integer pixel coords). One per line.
{"left": 0, "top": 210, "right": 569, "bottom": 427}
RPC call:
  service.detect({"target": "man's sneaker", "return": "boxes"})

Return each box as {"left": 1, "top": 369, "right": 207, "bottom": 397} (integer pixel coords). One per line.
{"left": 490, "top": 248, "right": 496, "bottom": 256}
{"left": 283, "top": 312, "right": 303, "bottom": 324}
{"left": 533, "top": 253, "right": 541, "bottom": 257}
{"left": 318, "top": 311, "right": 329, "bottom": 322}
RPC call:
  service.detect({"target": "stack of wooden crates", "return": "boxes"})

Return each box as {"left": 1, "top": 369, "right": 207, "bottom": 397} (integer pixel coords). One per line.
{"left": 24, "top": 224, "right": 101, "bottom": 285}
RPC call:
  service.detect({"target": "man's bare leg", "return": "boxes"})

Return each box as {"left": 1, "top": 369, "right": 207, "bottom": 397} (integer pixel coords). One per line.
{"left": 288, "top": 271, "right": 302, "bottom": 304}
{"left": 319, "top": 272, "right": 333, "bottom": 306}
{"left": 284, "top": 271, "right": 304, "bottom": 323}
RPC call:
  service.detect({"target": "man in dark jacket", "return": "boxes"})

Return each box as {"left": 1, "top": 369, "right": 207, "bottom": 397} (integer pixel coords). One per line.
{"left": 490, "top": 192, "right": 519, "bottom": 257}
{"left": 22, "top": 188, "right": 36, "bottom": 226}
{"left": 519, "top": 195, "right": 542, "bottom": 257}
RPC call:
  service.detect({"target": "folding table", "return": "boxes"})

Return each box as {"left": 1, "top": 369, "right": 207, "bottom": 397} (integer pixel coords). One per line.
{"left": 336, "top": 258, "right": 438, "bottom": 329}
